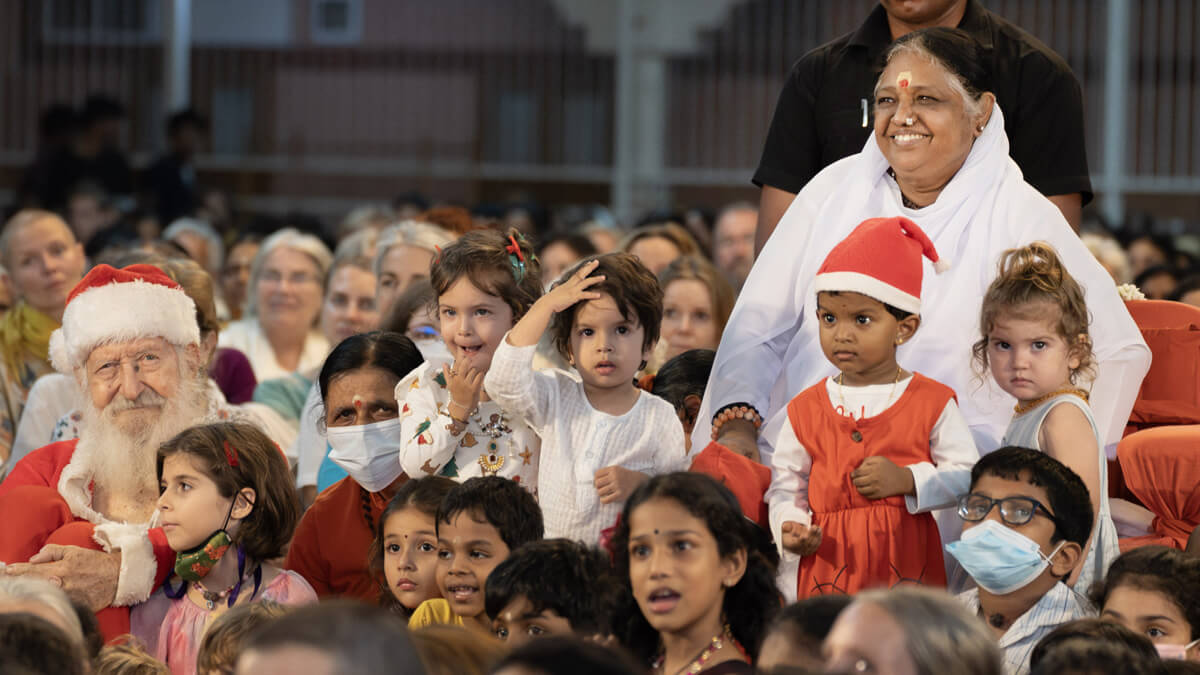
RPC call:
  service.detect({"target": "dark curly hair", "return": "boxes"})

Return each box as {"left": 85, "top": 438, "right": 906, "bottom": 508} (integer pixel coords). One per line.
{"left": 484, "top": 538, "right": 620, "bottom": 636}
{"left": 610, "top": 472, "right": 781, "bottom": 664}
{"left": 436, "top": 476, "right": 544, "bottom": 552}
{"left": 1090, "top": 546, "right": 1200, "bottom": 641}
{"left": 366, "top": 476, "right": 457, "bottom": 616}
{"left": 550, "top": 252, "right": 663, "bottom": 366}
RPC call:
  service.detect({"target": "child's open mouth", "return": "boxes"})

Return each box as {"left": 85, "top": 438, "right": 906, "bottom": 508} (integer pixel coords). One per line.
{"left": 647, "top": 588, "right": 681, "bottom": 614}
{"left": 458, "top": 344, "right": 483, "bottom": 357}
{"left": 595, "top": 361, "right": 616, "bottom": 375}
{"left": 447, "top": 584, "right": 478, "bottom": 602}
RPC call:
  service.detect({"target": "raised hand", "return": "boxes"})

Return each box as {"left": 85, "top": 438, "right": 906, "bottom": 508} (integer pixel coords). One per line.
{"left": 781, "top": 521, "right": 822, "bottom": 556}
{"left": 540, "top": 259, "right": 605, "bottom": 314}
{"left": 443, "top": 360, "right": 484, "bottom": 419}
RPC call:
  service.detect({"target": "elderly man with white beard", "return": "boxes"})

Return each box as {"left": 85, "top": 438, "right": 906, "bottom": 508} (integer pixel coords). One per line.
{"left": 0, "top": 264, "right": 217, "bottom": 640}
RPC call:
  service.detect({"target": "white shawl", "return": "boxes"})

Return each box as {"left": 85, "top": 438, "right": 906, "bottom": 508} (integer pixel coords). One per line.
{"left": 696, "top": 105, "right": 1149, "bottom": 464}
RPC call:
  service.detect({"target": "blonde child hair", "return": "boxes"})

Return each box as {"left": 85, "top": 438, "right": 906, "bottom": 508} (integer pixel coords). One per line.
{"left": 94, "top": 638, "right": 169, "bottom": 675}
{"left": 973, "top": 241, "right": 1095, "bottom": 384}
{"left": 195, "top": 601, "right": 290, "bottom": 675}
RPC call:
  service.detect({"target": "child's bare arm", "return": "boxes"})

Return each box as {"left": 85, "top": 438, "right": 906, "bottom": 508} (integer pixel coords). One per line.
{"left": 506, "top": 259, "right": 603, "bottom": 348}
{"left": 1040, "top": 402, "right": 1102, "bottom": 586}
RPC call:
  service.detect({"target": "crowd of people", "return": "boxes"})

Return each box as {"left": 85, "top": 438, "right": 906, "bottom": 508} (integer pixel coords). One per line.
{"left": 0, "top": 1, "right": 1199, "bottom": 675}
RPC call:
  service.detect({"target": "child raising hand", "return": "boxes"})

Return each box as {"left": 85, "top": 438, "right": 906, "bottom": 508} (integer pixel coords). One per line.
{"left": 485, "top": 254, "right": 688, "bottom": 544}
{"left": 765, "top": 217, "right": 977, "bottom": 600}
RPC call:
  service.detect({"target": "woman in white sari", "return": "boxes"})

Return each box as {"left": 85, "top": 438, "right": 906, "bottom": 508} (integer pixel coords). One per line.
{"left": 702, "top": 29, "right": 1147, "bottom": 500}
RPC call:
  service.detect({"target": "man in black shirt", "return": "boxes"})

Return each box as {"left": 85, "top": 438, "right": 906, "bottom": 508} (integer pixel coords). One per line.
{"left": 753, "top": 0, "right": 1091, "bottom": 249}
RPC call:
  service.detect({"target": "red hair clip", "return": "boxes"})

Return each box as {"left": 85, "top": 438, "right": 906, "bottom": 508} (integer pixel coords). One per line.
{"left": 223, "top": 441, "right": 240, "bottom": 468}
{"left": 505, "top": 235, "right": 525, "bottom": 263}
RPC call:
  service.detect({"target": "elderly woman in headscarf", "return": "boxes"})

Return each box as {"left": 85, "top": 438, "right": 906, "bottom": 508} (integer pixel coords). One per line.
{"left": 700, "top": 28, "right": 1147, "bottom": 517}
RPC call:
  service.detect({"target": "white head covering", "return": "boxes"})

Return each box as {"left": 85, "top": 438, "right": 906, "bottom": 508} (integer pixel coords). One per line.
{"left": 698, "top": 104, "right": 1148, "bottom": 462}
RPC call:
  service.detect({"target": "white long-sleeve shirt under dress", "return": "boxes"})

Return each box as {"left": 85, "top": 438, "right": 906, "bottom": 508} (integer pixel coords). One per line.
{"left": 1002, "top": 393, "right": 1118, "bottom": 596}
{"left": 397, "top": 360, "right": 539, "bottom": 491}
{"left": 766, "top": 376, "right": 977, "bottom": 602}
{"left": 483, "top": 337, "right": 689, "bottom": 544}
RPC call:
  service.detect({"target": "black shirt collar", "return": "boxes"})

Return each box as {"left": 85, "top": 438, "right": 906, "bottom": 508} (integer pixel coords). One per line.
{"left": 849, "top": 0, "right": 994, "bottom": 51}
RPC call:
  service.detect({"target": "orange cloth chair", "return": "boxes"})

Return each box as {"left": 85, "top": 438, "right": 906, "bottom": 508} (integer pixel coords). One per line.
{"left": 1124, "top": 300, "right": 1200, "bottom": 430}
{"left": 1115, "top": 425, "right": 1200, "bottom": 552}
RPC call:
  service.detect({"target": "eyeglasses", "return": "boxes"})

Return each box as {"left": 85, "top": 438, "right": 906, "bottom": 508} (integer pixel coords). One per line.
{"left": 957, "top": 493, "right": 1063, "bottom": 529}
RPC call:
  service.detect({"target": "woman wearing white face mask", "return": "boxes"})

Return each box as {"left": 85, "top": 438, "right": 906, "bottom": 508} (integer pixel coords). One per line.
{"left": 284, "top": 332, "right": 423, "bottom": 601}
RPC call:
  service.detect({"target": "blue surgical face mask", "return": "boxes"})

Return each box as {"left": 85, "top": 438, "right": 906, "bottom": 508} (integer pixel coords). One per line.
{"left": 945, "top": 519, "right": 1065, "bottom": 595}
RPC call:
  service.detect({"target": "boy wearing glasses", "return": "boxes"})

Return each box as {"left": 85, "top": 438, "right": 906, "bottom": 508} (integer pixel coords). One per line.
{"left": 948, "top": 446, "right": 1094, "bottom": 675}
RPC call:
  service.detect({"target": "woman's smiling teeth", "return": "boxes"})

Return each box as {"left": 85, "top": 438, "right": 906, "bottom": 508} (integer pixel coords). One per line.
{"left": 891, "top": 133, "right": 928, "bottom": 145}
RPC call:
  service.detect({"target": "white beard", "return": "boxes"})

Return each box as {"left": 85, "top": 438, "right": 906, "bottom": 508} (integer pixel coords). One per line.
{"left": 76, "top": 371, "right": 212, "bottom": 501}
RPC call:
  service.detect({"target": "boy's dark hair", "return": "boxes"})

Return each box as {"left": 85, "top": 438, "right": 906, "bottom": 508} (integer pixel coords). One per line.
{"left": 1090, "top": 545, "right": 1200, "bottom": 641}
{"left": 969, "top": 446, "right": 1093, "bottom": 547}
{"left": 488, "top": 635, "right": 644, "bottom": 675}
{"left": 612, "top": 473, "right": 781, "bottom": 663}
{"left": 80, "top": 93, "right": 125, "bottom": 126}
{"left": 368, "top": 476, "right": 457, "bottom": 614}
{"left": 650, "top": 349, "right": 714, "bottom": 412}
{"left": 437, "top": 477, "right": 544, "bottom": 551}
{"left": 1028, "top": 637, "right": 1159, "bottom": 675}
{"left": 768, "top": 595, "right": 853, "bottom": 649}
{"left": 484, "top": 539, "right": 619, "bottom": 634}
{"left": 819, "top": 290, "right": 912, "bottom": 322}
{"left": 196, "top": 601, "right": 289, "bottom": 674}
{"left": 0, "top": 613, "right": 86, "bottom": 675}
{"left": 430, "top": 227, "right": 542, "bottom": 321}
{"left": 240, "top": 600, "right": 424, "bottom": 675}
{"left": 550, "top": 253, "right": 664, "bottom": 363}
{"left": 1029, "top": 618, "right": 1158, "bottom": 670}
{"left": 157, "top": 422, "right": 300, "bottom": 562}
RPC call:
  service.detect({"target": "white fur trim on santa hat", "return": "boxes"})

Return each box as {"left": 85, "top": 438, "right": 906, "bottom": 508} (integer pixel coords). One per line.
{"left": 814, "top": 271, "right": 921, "bottom": 315}
{"left": 49, "top": 278, "right": 200, "bottom": 373}
{"left": 92, "top": 522, "right": 158, "bottom": 606}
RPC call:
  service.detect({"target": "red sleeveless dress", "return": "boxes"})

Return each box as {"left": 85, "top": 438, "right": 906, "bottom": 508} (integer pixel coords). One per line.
{"left": 786, "top": 373, "right": 950, "bottom": 598}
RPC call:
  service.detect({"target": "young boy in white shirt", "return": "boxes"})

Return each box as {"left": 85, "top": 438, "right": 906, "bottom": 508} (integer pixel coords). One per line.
{"left": 484, "top": 254, "right": 688, "bottom": 543}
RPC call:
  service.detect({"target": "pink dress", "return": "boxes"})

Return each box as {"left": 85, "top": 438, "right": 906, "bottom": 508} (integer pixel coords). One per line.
{"left": 151, "top": 569, "right": 316, "bottom": 675}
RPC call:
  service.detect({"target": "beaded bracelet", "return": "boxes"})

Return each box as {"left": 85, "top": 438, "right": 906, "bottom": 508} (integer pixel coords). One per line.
{"left": 710, "top": 402, "right": 763, "bottom": 441}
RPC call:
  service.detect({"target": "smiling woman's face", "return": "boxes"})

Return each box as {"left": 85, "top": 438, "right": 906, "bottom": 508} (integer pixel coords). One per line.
{"left": 874, "top": 50, "right": 987, "bottom": 194}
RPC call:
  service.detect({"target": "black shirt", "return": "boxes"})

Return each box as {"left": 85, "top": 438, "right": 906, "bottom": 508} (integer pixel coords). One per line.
{"left": 753, "top": 0, "right": 1092, "bottom": 203}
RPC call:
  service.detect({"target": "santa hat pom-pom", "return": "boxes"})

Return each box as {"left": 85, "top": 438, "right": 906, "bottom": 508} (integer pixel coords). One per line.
{"left": 933, "top": 257, "right": 951, "bottom": 274}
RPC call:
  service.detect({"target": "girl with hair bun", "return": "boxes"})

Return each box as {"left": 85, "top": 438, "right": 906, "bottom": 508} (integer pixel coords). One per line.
{"left": 974, "top": 241, "right": 1118, "bottom": 592}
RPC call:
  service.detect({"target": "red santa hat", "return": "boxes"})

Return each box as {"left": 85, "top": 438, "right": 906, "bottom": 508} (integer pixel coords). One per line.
{"left": 49, "top": 264, "right": 200, "bottom": 373}
{"left": 813, "top": 217, "right": 948, "bottom": 315}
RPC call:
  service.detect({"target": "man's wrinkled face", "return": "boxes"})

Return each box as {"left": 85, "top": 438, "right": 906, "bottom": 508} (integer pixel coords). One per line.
{"left": 84, "top": 337, "right": 183, "bottom": 434}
